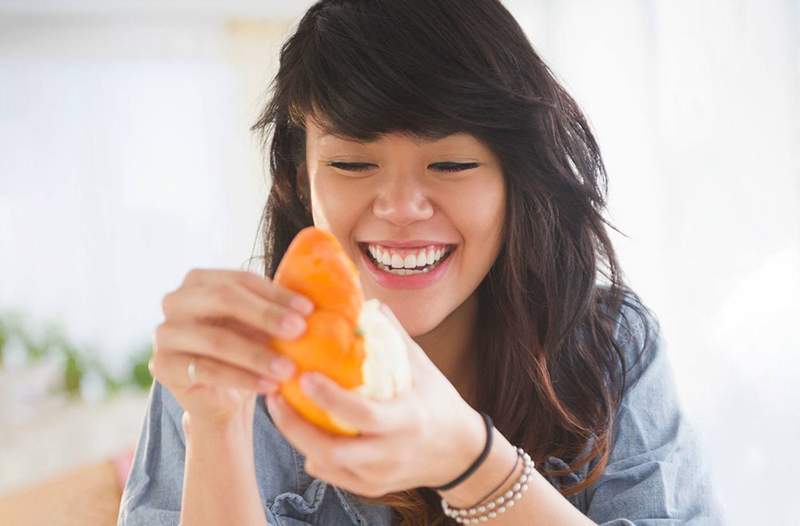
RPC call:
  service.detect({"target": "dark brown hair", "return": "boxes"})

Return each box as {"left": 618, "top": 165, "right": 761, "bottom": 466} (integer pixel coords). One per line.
{"left": 251, "top": 0, "right": 657, "bottom": 523}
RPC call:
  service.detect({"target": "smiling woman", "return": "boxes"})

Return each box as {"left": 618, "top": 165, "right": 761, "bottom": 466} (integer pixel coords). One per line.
{"left": 117, "top": 0, "right": 722, "bottom": 525}
{"left": 303, "top": 119, "right": 505, "bottom": 315}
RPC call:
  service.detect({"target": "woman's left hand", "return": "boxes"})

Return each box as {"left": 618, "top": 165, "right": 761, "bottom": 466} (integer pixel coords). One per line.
{"left": 264, "top": 304, "right": 485, "bottom": 498}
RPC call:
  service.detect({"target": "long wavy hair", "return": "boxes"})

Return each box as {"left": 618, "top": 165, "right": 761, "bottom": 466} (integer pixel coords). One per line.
{"left": 250, "top": 1, "right": 657, "bottom": 524}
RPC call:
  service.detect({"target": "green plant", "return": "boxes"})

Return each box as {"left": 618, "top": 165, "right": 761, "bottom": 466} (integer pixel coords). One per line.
{"left": 0, "top": 308, "right": 153, "bottom": 400}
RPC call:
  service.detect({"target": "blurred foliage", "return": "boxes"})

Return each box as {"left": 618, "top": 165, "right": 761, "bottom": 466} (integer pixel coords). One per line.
{"left": 0, "top": 309, "right": 153, "bottom": 400}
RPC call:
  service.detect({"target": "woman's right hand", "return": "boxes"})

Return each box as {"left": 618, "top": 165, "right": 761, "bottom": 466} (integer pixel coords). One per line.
{"left": 148, "top": 268, "right": 315, "bottom": 428}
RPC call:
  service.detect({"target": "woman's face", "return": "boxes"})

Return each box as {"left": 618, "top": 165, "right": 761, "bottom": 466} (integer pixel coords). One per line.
{"left": 301, "top": 116, "right": 506, "bottom": 337}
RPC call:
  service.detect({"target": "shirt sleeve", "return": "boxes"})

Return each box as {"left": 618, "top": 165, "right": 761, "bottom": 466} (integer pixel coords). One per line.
{"left": 583, "top": 297, "right": 726, "bottom": 526}
{"left": 116, "top": 381, "right": 311, "bottom": 526}
{"left": 116, "top": 380, "right": 187, "bottom": 525}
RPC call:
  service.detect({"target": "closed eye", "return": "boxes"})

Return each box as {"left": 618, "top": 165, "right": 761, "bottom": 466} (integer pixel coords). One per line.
{"left": 328, "top": 162, "right": 375, "bottom": 172}
{"left": 327, "top": 162, "right": 480, "bottom": 172}
{"left": 431, "top": 162, "right": 480, "bottom": 172}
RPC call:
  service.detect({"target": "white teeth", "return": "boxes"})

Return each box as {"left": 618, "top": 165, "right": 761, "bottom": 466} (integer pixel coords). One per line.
{"left": 365, "top": 243, "right": 453, "bottom": 272}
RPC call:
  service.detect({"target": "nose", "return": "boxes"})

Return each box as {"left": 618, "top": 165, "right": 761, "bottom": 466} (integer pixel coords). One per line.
{"left": 372, "top": 175, "right": 434, "bottom": 226}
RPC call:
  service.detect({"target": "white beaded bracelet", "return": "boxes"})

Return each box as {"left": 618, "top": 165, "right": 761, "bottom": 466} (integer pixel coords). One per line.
{"left": 440, "top": 447, "right": 534, "bottom": 524}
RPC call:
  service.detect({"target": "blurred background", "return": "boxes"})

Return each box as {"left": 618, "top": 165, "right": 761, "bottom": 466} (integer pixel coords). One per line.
{"left": 0, "top": 1, "right": 797, "bottom": 524}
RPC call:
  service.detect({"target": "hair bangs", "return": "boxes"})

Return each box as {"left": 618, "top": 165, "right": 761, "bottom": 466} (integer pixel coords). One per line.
{"left": 283, "top": 1, "right": 521, "bottom": 143}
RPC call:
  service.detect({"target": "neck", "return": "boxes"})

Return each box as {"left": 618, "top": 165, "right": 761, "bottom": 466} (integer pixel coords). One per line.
{"left": 412, "top": 292, "right": 479, "bottom": 408}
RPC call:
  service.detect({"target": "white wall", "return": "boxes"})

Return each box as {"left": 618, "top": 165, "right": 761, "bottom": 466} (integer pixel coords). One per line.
{"left": 1, "top": 1, "right": 798, "bottom": 524}
{"left": 0, "top": 12, "right": 293, "bottom": 377}
{"left": 507, "top": 1, "right": 800, "bottom": 524}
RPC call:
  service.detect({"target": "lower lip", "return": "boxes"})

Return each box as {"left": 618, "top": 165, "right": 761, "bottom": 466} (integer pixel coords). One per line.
{"left": 359, "top": 246, "right": 455, "bottom": 290}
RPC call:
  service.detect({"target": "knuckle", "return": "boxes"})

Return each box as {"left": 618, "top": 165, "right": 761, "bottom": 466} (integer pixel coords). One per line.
{"left": 243, "top": 270, "right": 271, "bottom": 287}
{"left": 183, "top": 268, "right": 203, "bottom": 286}
{"left": 154, "top": 322, "right": 169, "bottom": 345}
{"left": 148, "top": 352, "right": 166, "bottom": 377}
{"left": 205, "top": 328, "right": 228, "bottom": 354}
{"left": 160, "top": 291, "right": 175, "bottom": 316}
{"left": 211, "top": 284, "right": 236, "bottom": 306}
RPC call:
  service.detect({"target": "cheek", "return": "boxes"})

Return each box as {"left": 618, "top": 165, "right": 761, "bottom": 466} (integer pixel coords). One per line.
{"left": 311, "top": 177, "right": 367, "bottom": 237}
{"left": 452, "top": 178, "right": 505, "bottom": 258}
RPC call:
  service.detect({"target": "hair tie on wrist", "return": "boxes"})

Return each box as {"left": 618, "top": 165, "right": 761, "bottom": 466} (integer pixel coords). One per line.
{"left": 431, "top": 411, "right": 494, "bottom": 491}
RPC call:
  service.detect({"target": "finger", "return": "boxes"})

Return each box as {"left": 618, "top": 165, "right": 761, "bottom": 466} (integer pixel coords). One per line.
{"left": 266, "top": 392, "right": 394, "bottom": 497}
{"left": 265, "top": 391, "right": 365, "bottom": 474}
{"left": 303, "top": 455, "right": 389, "bottom": 499}
{"left": 179, "top": 268, "right": 315, "bottom": 315}
{"left": 298, "top": 371, "right": 407, "bottom": 435}
{"left": 265, "top": 390, "right": 345, "bottom": 452}
{"left": 162, "top": 283, "right": 310, "bottom": 341}
{"left": 149, "top": 350, "right": 278, "bottom": 394}
{"left": 154, "top": 321, "right": 297, "bottom": 384}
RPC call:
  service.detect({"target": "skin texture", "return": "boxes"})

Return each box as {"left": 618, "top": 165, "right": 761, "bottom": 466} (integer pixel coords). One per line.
{"left": 298, "top": 115, "right": 507, "bottom": 405}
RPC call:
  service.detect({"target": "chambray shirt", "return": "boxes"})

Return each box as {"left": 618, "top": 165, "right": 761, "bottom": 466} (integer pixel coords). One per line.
{"left": 117, "top": 297, "right": 726, "bottom": 525}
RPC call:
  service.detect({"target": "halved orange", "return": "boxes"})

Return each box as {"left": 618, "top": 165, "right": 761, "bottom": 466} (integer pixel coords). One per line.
{"left": 270, "top": 226, "right": 411, "bottom": 436}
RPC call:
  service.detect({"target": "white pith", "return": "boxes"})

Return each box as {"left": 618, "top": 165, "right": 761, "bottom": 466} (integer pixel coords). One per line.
{"left": 328, "top": 300, "right": 412, "bottom": 432}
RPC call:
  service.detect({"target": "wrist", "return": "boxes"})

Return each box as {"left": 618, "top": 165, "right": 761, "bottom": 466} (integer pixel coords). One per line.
{"left": 435, "top": 411, "right": 519, "bottom": 508}
{"left": 183, "top": 399, "right": 255, "bottom": 442}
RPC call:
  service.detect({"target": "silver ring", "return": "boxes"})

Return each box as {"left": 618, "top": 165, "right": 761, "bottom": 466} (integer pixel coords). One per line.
{"left": 187, "top": 357, "right": 198, "bottom": 385}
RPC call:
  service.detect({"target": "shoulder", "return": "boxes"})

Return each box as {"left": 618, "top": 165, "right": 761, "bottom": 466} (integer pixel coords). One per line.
{"left": 597, "top": 285, "right": 664, "bottom": 398}
{"left": 581, "top": 287, "right": 725, "bottom": 524}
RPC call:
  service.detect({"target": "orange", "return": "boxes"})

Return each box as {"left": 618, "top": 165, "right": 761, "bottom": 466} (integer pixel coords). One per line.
{"left": 270, "top": 226, "right": 411, "bottom": 436}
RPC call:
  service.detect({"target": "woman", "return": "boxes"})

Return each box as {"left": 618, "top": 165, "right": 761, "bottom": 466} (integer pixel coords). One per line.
{"left": 118, "top": 1, "right": 723, "bottom": 525}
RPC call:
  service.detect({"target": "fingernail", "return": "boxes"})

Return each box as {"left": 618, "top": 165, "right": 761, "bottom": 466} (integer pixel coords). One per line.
{"left": 271, "top": 357, "right": 296, "bottom": 379}
{"left": 281, "top": 314, "right": 306, "bottom": 338}
{"left": 291, "top": 296, "right": 315, "bottom": 315}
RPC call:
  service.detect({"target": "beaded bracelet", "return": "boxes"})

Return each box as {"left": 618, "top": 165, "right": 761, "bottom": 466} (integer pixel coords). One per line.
{"left": 472, "top": 450, "right": 520, "bottom": 507}
{"left": 440, "top": 447, "right": 534, "bottom": 524}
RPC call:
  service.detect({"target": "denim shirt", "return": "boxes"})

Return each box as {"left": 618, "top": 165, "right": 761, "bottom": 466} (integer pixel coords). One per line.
{"left": 117, "top": 296, "right": 725, "bottom": 525}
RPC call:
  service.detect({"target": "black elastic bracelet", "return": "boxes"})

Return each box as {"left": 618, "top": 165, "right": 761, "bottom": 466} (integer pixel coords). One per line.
{"left": 473, "top": 447, "right": 519, "bottom": 506}
{"left": 432, "top": 411, "right": 494, "bottom": 491}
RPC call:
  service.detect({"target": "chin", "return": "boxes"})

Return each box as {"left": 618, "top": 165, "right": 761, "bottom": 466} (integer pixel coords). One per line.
{"left": 388, "top": 308, "right": 441, "bottom": 338}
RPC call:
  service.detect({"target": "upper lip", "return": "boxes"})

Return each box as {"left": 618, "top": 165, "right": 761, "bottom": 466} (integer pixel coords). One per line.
{"left": 358, "top": 240, "right": 455, "bottom": 248}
